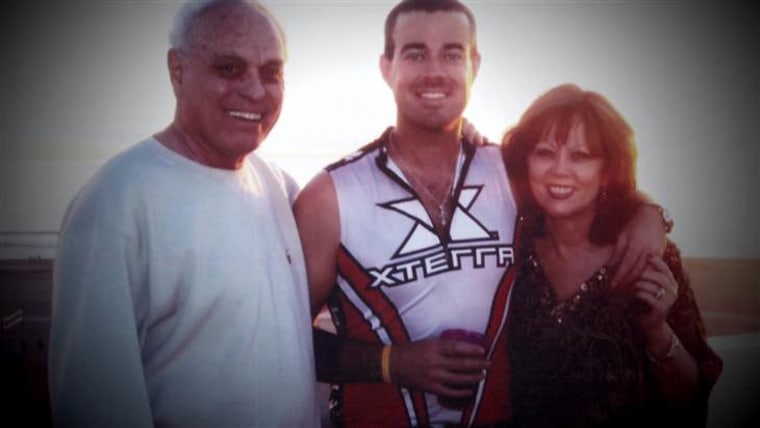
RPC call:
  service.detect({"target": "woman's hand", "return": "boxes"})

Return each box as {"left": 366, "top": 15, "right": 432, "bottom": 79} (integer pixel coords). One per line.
{"left": 633, "top": 254, "right": 679, "bottom": 334}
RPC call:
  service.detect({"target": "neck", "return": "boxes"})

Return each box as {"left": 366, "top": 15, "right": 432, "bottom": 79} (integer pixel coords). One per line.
{"left": 541, "top": 212, "right": 595, "bottom": 259}
{"left": 388, "top": 123, "right": 461, "bottom": 233}
{"left": 154, "top": 122, "right": 244, "bottom": 170}
{"left": 391, "top": 122, "right": 462, "bottom": 168}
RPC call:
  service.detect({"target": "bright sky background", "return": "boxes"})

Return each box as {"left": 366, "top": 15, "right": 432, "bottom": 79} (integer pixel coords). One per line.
{"left": 0, "top": 1, "right": 757, "bottom": 258}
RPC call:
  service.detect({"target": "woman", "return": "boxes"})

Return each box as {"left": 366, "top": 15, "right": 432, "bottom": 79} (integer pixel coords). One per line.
{"left": 502, "top": 84, "right": 722, "bottom": 426}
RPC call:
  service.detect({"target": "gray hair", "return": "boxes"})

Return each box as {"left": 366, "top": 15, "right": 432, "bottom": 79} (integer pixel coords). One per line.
{"left": 169, "top": 0, "right": 287, "bottom": 56}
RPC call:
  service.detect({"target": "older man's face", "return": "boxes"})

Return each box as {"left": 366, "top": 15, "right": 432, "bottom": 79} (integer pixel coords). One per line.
{"left": 172, "top": 5, "right": 285, "bottom": 168}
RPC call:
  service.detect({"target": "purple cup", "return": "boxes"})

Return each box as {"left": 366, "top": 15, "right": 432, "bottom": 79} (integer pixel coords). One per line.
{"left": 437, "top": 329, "right": 486, "bottom": 409}
{"left": 440, "top": 328, "right": 485, "bottom": 346}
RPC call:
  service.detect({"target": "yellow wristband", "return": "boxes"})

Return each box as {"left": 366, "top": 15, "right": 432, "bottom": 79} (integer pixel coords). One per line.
{"left": 381, "top": 345, "right": 392, "bottom": 383}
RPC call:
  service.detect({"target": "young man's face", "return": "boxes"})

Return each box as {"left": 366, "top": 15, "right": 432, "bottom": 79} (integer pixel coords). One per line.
{"left": 381, "top": 10, "right": 480, "bottom": 132}
{"left": 170, "top": 5, "right": 285, "bottom": 168}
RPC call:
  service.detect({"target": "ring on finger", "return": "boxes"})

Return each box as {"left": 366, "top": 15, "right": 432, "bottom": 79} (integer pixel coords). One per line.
{"left": 655, "top": 287, "right": 666, "bottom": 300}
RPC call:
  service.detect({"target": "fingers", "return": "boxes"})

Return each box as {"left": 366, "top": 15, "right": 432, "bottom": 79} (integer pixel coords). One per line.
{"left": 639, "top": 256, "right": 678, "bottom": 295}
{"left": 431, "top": 347, "right": 488, "bottom": 398}
{"left": 391, "top": 339, "right": 489, "bottom": 394}
{"left": 645, "top": 255, "right": 677, "bottom": 285}
{"left": 638, "top": 269, "right": 677, "bottom": 297}
{"left": 611, "top": 245, "right": 647, "bottom": 288}
{"left": 437, "top": 369, "right": 485, "bottom": 388}
{"left": 439, "top": 338, "right": 486, "bottom": 357}
{"left": 438, "top": 341, "right": 490, "bottom": 373}
{"left": 461, "top": 117, "right": 486, "bottom": 146}
{"left": 635, "top": 279, "right": 663, "bottom": 300}
{"left": 434, "top": 374, "right": 482, "bottom": 398}
{"left": 632, "top": 276, "right": 675, "bottom": 332}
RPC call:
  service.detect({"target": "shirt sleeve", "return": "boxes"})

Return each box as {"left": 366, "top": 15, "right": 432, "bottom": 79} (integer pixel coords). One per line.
{"left": 663, "top": 241, "right": 723, "bottom": 423}
{"left": 48, "top": 187, "right": 153, "bottom": 427}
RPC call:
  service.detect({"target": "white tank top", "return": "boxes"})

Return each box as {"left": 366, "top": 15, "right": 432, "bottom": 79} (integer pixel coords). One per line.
{"left": 326, "top": 129, "right": 519, "bottom": 426}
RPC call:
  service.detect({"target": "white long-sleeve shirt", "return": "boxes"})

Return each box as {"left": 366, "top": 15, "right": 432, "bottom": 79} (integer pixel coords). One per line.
{"left": 49, "top": 138, "right": 318, "bottom": 427}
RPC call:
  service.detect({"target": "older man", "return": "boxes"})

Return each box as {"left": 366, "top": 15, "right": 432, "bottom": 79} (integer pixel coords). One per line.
{"left": 48, "top": 1, "right": 318, "bottom": 426}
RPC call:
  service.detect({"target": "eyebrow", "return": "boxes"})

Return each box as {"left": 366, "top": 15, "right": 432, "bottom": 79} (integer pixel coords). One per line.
{"left": 261, "top": 59, "right": 284, "bottom": 69}
{"left": 207, "top": 54, "right": 283, "bottom": 69}
{"left": 400, "top": 43, "right": 426, "bottom": 54}
{"left": 400, "top": 42, "right": 465, "bottom": 53}
{"left": 443, "top": 43, "right": 465, "bottom": 51}
{"left": 208, "top": 53, "right": 245, "bottom": 63}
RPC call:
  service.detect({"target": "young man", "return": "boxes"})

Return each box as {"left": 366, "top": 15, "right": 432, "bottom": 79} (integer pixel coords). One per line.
{"left": 295, "top": 0, "right": 668, "bottom": 426}
{"left": 48, "top": 1, "right": 318, "bottom": 426}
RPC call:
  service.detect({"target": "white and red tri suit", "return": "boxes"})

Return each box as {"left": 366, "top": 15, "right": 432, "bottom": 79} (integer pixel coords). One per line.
{"left": 326, "top": 129, "right": 519, "bottom": 427}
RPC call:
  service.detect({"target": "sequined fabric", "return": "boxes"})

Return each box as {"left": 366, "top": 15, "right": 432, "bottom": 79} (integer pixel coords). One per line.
{"left": 507, "top": 241, "right": 722, "bottom": 427}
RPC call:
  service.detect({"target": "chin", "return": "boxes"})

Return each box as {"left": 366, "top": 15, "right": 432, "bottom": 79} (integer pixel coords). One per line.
{"left": 229, "top": 133, "right": 265, "bottom": 153}
{"left": 546, "top": 205, "right": 595, "bottom": 221}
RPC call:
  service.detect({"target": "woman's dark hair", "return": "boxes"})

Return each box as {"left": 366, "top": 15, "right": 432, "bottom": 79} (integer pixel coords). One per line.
{"left": 502, "top": 83, "right": 639, "bottom": 244}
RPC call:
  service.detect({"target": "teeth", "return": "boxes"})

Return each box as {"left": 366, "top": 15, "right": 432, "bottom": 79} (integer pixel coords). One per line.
{"left": 549, "top": 185, "right": 573, "bottom": 195}
{"left": 420, "top": 92, "right": 445, "bottom": 100}
{"left": 228, "top": 111, "right": 261, "bottom": 121}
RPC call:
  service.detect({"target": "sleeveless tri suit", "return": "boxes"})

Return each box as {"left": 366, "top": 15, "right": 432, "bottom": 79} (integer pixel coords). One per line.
{"left": 326, "top": 129, "right": 519, "bottom": 427}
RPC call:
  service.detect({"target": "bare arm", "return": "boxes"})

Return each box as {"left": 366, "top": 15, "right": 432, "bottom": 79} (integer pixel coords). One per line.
{"left": 293, "top": 170, "right": 341, "bottom": 318}
{"left": 633, "top": 254, "right": 699, "bottom": 405}
{"left": 296, "top": 171, "right": 489, "bottom": 393}
{"left": 313, "top": 329, "right": 489, "bottom": 396}
{"left": 610, "top": 193, "right": 669, "bottom": 287}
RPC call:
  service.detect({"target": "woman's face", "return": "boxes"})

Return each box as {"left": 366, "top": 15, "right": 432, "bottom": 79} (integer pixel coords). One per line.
{"left": 528, "top": 123, "right": 605, "bottom": 222}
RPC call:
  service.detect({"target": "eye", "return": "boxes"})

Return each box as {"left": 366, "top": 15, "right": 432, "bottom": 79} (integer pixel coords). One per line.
{"left": 261, "top": 65, "right": 284, "bottom": 84}
{"left": 444, "top": 50, "right": 464, "bottom": 62}
{"left": 216, "top": 61, "right": 244, "bottom": 78}
{"left": 570, "top": 151, "right": 594, "bottom": 161}
{"left": 532, "top": 147, "right": 555, "bottom": 158}
{"left": 403, "top": 50, "right": 425, "bottom": 62}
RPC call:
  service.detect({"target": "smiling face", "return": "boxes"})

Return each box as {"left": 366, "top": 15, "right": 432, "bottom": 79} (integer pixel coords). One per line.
{"left": 169, "top": 3, "right": 285, "bottom": 168}
{"left": 380, "top": 10, "right": 480, "bottom": 132}
{"left": 528, "top": 123, "right": 606, "bottom": 222}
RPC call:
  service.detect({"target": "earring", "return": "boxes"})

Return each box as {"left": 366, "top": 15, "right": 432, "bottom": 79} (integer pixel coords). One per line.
{"left": 600, "top": 186, "right": 608, "bottom": 204}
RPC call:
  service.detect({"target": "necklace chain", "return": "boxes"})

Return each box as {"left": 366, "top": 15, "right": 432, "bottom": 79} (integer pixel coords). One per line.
{"left": 388, "top": 134, "right": 457, "bottom": 227}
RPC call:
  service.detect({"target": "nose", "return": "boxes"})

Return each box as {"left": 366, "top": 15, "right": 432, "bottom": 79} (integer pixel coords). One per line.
{"left": 423, "top": 57, "right": 446, "bottom": 78}
{"left": 239, "top": 72, "right": 266, "bottom": 101}
{"left": 550, "top": 152, "right": 571, "bottom": 175}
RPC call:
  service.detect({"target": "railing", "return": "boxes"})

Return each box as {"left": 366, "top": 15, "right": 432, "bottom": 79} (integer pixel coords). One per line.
{"left": 0, "top": 231, "right": 58, "bottom": 260}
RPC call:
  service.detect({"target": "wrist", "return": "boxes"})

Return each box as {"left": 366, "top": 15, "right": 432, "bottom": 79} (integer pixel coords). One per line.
{"left": 646, "top": 326, "right": 680, "bottom": 363}
{"left": 381, "top": 345, "right": 392, "bottom": 383}
{"left": 645, "top": 324, "right": 671, "bottom": 352}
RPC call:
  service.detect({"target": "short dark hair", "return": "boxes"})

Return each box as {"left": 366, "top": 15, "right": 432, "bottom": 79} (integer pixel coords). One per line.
{"left": 502, "top": 84, "right": 639, "bottom": 245}
{"left": 383, "top": 0, "right": 478, "bottom": 59}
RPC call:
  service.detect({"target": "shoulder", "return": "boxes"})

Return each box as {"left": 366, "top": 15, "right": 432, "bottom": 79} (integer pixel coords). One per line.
{"left": 93, "top": 139, "right": 158, "bottom": 182}
{"left": 294, "top": 170, "right": 336, "bottom": 212}
{"left": 473, "top": 143, "right": 505, "bottom": 168}
{"left": 326, "top": 131, "right": 387, "bottom": 173}
{"left": 247, "top": 153, "right": 301, "bottom": 203}
{"left": 71, "top": 139, "right": 162, "bottom": 205}
{"left": 60, "top": 139, "right": 162, "bottom": 237}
